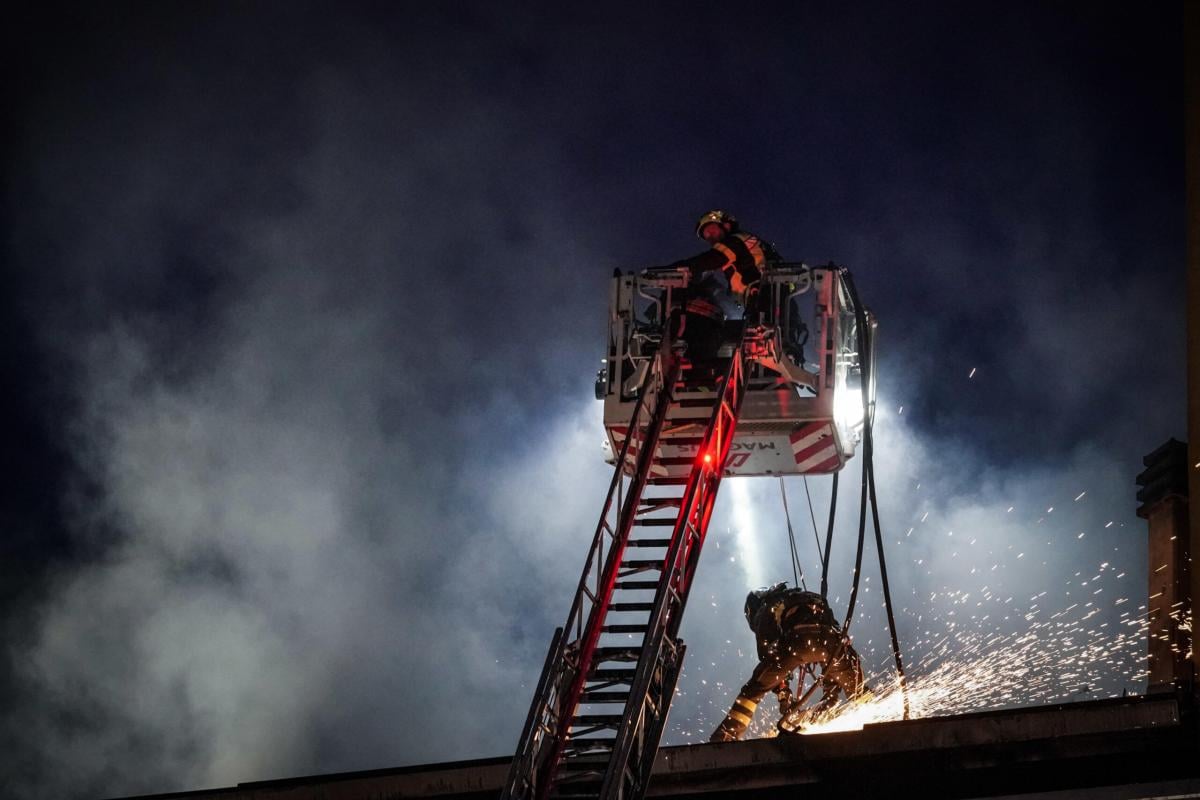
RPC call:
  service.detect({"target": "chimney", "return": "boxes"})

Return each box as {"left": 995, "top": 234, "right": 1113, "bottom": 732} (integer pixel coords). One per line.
{"left": 1184, "top": 0, "right": 1200, "bottom": 694}
{"left": 1136, "top": 439, "right": 1192, "bottom": 692}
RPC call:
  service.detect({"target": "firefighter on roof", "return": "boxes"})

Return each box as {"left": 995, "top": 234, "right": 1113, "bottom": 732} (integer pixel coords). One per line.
{"left": 670, "top": 210, "right": 777, "bottom": 366}
{"left": 710, "top": 583, "right": 868, "bottom": 742}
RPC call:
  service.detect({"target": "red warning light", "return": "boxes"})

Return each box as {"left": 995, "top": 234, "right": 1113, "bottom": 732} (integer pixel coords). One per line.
{"left": 703, "top": 453, "right": 713, "bottom": 465}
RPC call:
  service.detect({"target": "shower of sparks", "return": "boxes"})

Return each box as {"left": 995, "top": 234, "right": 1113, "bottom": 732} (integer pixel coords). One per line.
{"left": 799, "top": 604, "right": 1153, "bottom": 735}
{"left": 666, "top": 481, "right": 1156, "bottom": 744}
{"left": 721, "top": 576, "right": 1150, "bottom": 740}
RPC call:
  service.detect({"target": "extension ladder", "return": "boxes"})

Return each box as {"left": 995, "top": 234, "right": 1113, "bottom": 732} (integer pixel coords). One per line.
{"left": 501, "top": 330, "right": 748, "bottom": 800}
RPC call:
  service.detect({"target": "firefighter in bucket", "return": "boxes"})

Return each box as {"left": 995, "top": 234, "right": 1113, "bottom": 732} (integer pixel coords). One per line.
{"left": 669, "top": 210, "right": 776, "bottom": 370}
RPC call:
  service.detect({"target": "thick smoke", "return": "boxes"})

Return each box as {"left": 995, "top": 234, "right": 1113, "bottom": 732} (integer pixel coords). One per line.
{"left": 3, "top": 32, "right": 612, "bottom": 795}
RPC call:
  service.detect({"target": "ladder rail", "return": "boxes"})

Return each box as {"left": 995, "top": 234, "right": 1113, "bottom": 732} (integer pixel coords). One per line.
{"left": 568, "top": 359, "right": 662, "bottom": 640}
{"left": 504, "top": 323, "right": 754, "bottom": 800}
{"left": 500, "top": 343, "right": 681, "bottom": 800}
{"left": 502, "top": 363, "right": 650, "bottom": 799}
{"left": 536, "top": 351, "right": 681, "bottom": 798}
{"left": 600, "top": 345, "right": 749, "bottom": 800}
{"left": 504, "top": 626, "right": 565, "bottom": 800}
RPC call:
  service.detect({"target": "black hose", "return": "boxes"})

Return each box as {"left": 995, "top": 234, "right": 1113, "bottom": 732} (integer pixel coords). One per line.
{"left": 841, "top": 436, "right": 869, "bottom": 633}
{"left": 820, "top": 472, "right": 838, "bottom": 597}
{"left": 840, "top": 268, "right": 871, "bottom": 632}
{"left": 841, "top": 268, "right": 910, "bottom": 719}
{"left": 867, "top": 435, "right": 910, "bottom": 718}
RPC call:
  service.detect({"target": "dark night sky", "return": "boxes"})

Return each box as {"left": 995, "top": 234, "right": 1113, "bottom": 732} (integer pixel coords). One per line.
{"left": 1, "top": 3, "right": 1186, "bottom": 798}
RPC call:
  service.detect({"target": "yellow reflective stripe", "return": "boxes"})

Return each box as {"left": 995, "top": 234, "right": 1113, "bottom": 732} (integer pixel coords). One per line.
{"left": 713, "top": 242, "right": 737, "bottom": 266}
{"left": 735, "top": 697, "right": 758, "bottom": 712}
{"left": 740, "top": 234, "right": 766, "bottom": 267}
{"left": 729, "top": 709, "right": 753, "bottom": 725}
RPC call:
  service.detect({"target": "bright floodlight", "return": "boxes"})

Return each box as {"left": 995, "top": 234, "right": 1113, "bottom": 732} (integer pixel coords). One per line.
{"left": 834, "top": 384, "right": 865, "bottom": 432}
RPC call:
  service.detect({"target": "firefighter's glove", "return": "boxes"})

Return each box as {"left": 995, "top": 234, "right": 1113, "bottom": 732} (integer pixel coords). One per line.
{"left": 774, "top": 684, "right": 794, "bottom": 714}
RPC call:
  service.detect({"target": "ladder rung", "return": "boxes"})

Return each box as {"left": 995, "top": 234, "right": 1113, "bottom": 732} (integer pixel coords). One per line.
{"left": 664, "top": 412, "right": 711, "bottom": 423}
{"left": 592, "top": 647, "right": 639, "bottom": 661}
{"left": 614, "top": 580, "right": 659, "bottom": 590}
{"left": 660, "top": 436, "right": 704, "bottom": 446}
{"left": 558, "top": 760, "right": 609, "bottom": 773}
{"left": 580, "top": 691, "right": 629, "bottom": 703}
{"left": 639, "top": 494, "right": 682, "bottom": 503}
{"left": 676, "top": 397, "right": 718, "bottom": 408}
{"left": 561, "top": 749, "right": 611, "bottom": 761}
{"left": 649, "top": 477, "right": 690, "bottom": 486}
{"left": 657, "top": 457, "right": 696, "bottom": 466}
{"left": 588, "top": 669, "right": 636, "bottom": 682}
{"left": 555, "top": 779, "right": 603, "bottom": 795}
{"left": 634, "top": 518, "right": 676, "bottom": 527}
{"left": 609, "top": 602, "right": 653, "bottom": 612}
{"left": 620, "top": 559, "right": 662, "bottom": 570}
{"left": 569, "top": 735, "right": 616, "bottom": 747}
{"left": 560, "top": 759, "right": 611, "bottom": 774}
{"left": 573, "top": 714, "right": 623, "bottom": 726}
{"left": 638, "top": 498, "right": 682, "bottom": 509}
{"left": 602, "top": 624, "right": 647, "bottom": 634}
{"left": 628, "top": 539, "right": 671, "bottom": 548}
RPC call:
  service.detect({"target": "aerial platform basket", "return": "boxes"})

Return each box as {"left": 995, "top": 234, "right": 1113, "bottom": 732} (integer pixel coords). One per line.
{"left": 596, "top": 263, "right": 874, "bottom": 478}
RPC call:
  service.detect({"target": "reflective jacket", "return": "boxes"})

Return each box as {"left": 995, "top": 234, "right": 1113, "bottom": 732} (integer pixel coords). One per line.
{"left": 749, "top": 588, "right": 839, "bottom": 658}
{"left": 674, "top": 231, "right": 774, "bottom": 295}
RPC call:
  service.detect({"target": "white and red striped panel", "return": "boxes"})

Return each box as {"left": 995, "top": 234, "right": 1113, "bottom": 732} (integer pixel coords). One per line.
{"left": 609, "top": 422, "right": 844, "bottom": 477}
{"left": 609, "top": 427, "right": 669, "bottom": 476}
{"left": 789, "top": 422, "right": 842, "bottom": 473}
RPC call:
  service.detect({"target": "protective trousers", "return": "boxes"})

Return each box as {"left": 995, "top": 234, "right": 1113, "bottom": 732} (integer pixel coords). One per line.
{"left": 678, "top": 292, "right": 724, "bottom": 368}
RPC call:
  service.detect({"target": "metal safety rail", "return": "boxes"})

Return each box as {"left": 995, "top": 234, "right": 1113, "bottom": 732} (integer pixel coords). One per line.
{"left": 501, "top": 327, "right": 750, "bottom": 800}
